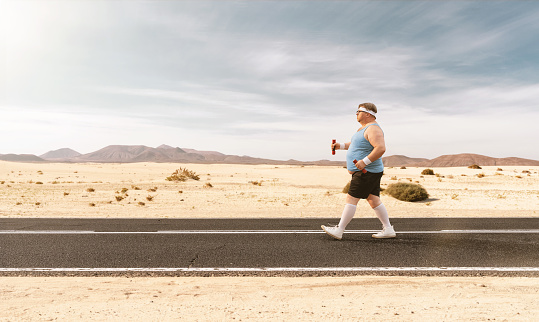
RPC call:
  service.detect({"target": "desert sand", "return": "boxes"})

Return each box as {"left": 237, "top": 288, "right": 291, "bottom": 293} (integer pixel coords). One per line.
{"left": 1, "top": 276, "right": 538, "bottom": 321}
{"left": 1, "top": 161, "right": 537, "bottom": 218}
{"left": 1, "top": 161, "right": 538, "bottom": 320}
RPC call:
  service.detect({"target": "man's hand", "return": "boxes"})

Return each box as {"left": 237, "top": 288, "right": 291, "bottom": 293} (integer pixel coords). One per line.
{"left": 355, "top": 159, "right": 366, "bottom": 171}
{"left": 331, "top": 142, "right": 345, "bottom": 151}
{"left": 353, "top": 159, "right": 368, "bottom": 174}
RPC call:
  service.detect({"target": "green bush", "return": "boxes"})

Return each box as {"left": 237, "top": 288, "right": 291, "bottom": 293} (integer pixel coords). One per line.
{"left": 384, "top": 182, "right": 429, "bottom": 202}
{"left": 421, "top": 169, "right": 435, "bottom": 175}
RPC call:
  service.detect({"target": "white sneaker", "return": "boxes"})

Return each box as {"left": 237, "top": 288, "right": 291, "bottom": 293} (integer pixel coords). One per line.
{"left": 372, "top": 225, "right": 396, "bottom": 239}
{"left": 321, "top": 225, "right": 343, "bottom": 240}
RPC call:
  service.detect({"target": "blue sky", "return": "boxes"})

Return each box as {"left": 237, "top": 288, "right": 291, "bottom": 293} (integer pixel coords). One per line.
{"left": 2, "top": 1, "right": 538, "bottom": 161}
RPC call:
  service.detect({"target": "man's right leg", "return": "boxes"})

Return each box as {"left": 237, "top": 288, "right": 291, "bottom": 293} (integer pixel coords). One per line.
{"left": 321, "top": 194, "right": 360, "bottom": 240}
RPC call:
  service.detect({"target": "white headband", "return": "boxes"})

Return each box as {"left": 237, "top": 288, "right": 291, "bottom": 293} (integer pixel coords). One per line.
{"left": 358, "top": 106, "right": 377, "bottom": 117}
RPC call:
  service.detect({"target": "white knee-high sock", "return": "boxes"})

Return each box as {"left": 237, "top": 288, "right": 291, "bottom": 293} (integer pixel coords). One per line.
{"left": 337, "top": 204, "right": 357, "bottom": 231}
{"left": 373, "top": 203, "right": 391, "bottom": 228}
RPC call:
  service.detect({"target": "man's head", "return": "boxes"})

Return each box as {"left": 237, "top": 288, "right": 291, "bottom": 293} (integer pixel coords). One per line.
{"left": 356, "top": 102, "right": 377, "bottom": 122}
{"left": 358, "top": 103, "right": 377, "bottom": 114}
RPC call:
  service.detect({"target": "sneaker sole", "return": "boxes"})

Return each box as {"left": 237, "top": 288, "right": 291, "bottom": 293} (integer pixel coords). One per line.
{"left": 321, "top": 225, "right": 342, "bottom": 240}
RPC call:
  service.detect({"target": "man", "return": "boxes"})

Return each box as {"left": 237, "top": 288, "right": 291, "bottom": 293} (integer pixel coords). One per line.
{"left": 322, "top": 102, "right": 396, "bottom": 239}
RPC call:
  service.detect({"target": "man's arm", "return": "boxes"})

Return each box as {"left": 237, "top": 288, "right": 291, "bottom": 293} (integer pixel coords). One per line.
{"left": 355, "top": 126, "right": 386, "bottom": 170}
{"left": 340, "top": 142, "right": 351, "bottom": 150}
{"left": 332, "top": 142, "right": 351, "bottom": 150}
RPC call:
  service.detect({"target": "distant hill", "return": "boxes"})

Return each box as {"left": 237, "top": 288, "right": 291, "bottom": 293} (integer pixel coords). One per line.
{"left": 40, "top": 148, "right": 81, "bottom": 161}
{"left": 0, "top": 154, "right": 44, "bottom": 162}
{"left": 70, "top": 145, "right": 189, "bottom": 163}
{"left": 2, "top": 146, "right": 539, "bottom": 166}
{"left": 62, "top": 145, "right": 343, "bottom": 165}
{"left": 406, "top": 153, "right": 539, "bottom": 167}
{"left": 181, "top": 148, "right": 226, "bottom": 161}
{"left": 382, "top": 155, "right": 429, "bottom": 167}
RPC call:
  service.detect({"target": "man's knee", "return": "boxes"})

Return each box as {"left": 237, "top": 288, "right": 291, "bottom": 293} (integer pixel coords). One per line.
{"left": 367, "top": 195, "right": 381, "bottom": 208}
{"left": 346, "top": 194, "right": 360, "bottom": 205}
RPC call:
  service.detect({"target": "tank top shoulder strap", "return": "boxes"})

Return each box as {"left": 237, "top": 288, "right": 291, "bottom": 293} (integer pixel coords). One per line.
{"left": 361, "top": 123, "right": 380, "bottom": 132}
{"left": 361, "top": 123, "right": 382, "bottom": 138}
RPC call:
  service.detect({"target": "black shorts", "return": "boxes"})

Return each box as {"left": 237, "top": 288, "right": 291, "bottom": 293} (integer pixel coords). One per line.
{"left": 348, "top": 171, "right": 384, "bottom": 199}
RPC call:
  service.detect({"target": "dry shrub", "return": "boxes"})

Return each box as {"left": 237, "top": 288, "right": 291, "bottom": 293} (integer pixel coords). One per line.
{"left": 421, "top": 169, "right": 434, "bottom": 175}
{"left": 166, "top": 168, "right": 200, "bottom": 182}
{"left": 468, "top": 164, "right": 482, "bottom": 169}
{"left": 384, "top": 182, "right": 429, "bottom": 202}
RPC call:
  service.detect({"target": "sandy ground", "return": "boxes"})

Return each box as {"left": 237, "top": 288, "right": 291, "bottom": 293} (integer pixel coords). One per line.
{"left": 1, "top": 161, "right": 537, "bottom": 218}
{"left": 1, "top": 276, "right": 538, "bottom": 321}
{"left": 1, "top": 161, "right": 538, "bottom": 320}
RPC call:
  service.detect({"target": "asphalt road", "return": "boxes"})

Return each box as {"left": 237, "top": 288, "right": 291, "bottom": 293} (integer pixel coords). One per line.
{"left": 1, "top": 218, "right": 538, "bottom": 276}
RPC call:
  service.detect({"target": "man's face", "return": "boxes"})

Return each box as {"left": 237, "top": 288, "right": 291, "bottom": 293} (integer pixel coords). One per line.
{"left": 356, "top": 108, "right": 369, "bottom": 122}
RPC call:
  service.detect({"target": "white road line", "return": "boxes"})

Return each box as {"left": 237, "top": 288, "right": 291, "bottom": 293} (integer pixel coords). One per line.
{"left": 1, "top": 267, "right": 538, "bottom": 272}
{"left": 1, "top": 229, "right": 539, "bottom": 234}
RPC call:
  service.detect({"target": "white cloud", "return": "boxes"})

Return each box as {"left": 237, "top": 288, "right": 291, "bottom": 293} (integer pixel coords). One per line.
{"left": 2, "top": 1, "right": 539, "bottom": 161}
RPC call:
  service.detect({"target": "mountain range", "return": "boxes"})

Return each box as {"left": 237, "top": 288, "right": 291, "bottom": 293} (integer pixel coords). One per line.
{"left": 1, "top": 145, "right": 538, "bottom": 167}
{"left": 381, "top": 154, "right": 539, "bottom": 167}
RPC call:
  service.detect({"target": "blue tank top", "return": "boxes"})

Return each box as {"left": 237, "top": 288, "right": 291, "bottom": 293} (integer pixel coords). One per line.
{"left": 346, "top": 124, "right": 384, "bottom": 173}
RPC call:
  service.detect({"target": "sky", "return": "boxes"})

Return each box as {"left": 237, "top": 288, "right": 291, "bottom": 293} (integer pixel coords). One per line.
{"left": 1, "top": 0, "right": 539, "bottom": 161}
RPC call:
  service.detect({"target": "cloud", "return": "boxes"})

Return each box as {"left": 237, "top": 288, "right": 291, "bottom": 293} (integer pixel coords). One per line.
{"left": 2, "top": 1, "right": 539, "bottom": 160}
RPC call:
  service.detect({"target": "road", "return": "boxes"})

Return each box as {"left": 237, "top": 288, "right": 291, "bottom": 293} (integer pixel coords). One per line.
{"left": 1, "top": 218, "right": 538, "bottom": 276}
